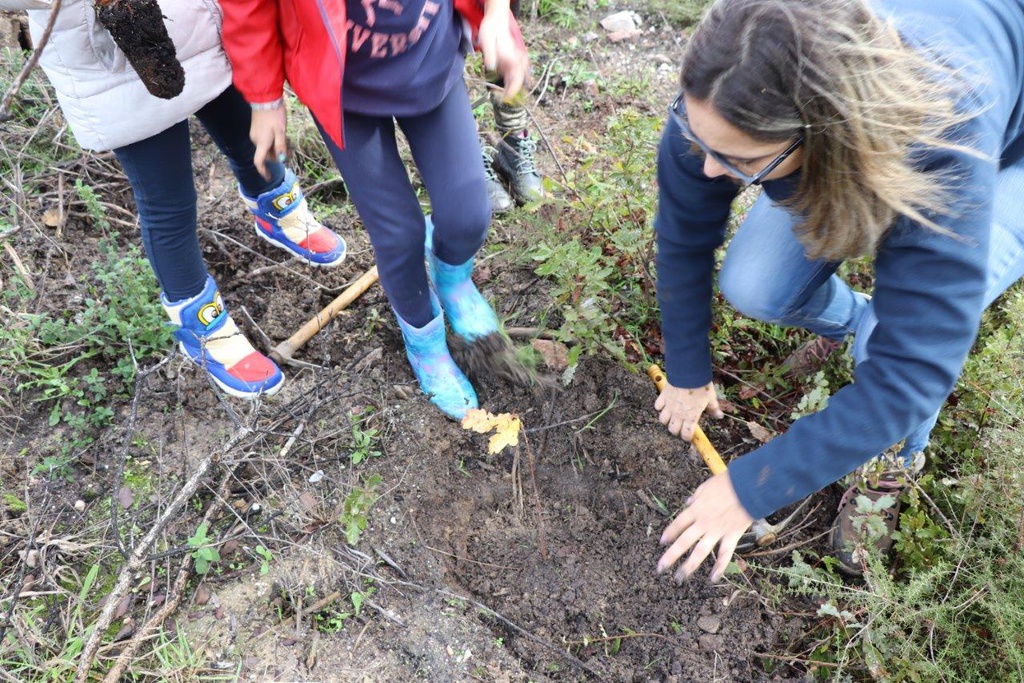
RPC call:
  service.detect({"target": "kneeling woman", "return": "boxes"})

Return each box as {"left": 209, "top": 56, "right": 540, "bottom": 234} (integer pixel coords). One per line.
{"left": 653, "top": 0, "right": 1024, "bottom": 578}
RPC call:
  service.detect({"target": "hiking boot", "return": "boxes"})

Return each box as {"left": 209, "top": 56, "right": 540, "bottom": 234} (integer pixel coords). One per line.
{"left": 829, "top": 452, "right": 923, "bottom": 575}
{"left": 423, "top": 217, "right": 501, "bottom": 344}
{"left": 162, "top": 276, "right": 284, "bottom": 399}
{"left": 492, "top": 131, "right": 544, "bottom": 204}
{"left": 395, "top": 308, "right": 478, "bottom": 420}
{"left": 242, "top": 169, "right": 347, "bottom": 267}
{"left": 781, "top": 336, "right": 843, "bottom": 377}
{"left": 482, "top": 142, "right": 514, "bottom": 215}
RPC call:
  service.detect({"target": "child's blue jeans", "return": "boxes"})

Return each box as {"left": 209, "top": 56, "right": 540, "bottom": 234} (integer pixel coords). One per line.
{"left": 114, "top": 86, "right": 284, "bottom": 301}
{"left": 316, "top": 80, "right": 490, "bottom": 328}
{"left": 718, "top": 160, "right": 1024, "bottom": 464}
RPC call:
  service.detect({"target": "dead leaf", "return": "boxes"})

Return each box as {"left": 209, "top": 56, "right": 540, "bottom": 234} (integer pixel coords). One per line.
{"left": 738, "top": 385, "right": 760, "bottom": 400}
{"left": 42, "top": 208, "right": 61, "bottom": 228}
{"left": 113, "top": 618, "right": 135, "bottom": 642}
{"left": 117, "top": 487, "right": 134, "bottom": 509}
{"left": 530, "top": 339, "right": 570, "bottom": 372}
{"left": 718, "top": 399, "right": 738, "bottom": 414}
{"left": 195, "top": 584, "right": 211, "bottom": 606}
{"left": 746, "top": 421, "right": 774, "bottom": 444}
{"left": 298, "top": 491, "right": 318, "bottom": 512}
{"left": 112, "top": 594, "right": 132, "bottom": 620}
{"left": 487, "top": 416, "right": 521, "bottom": 455}
{"left": 461, "top": 409, "right": 522, "bottom": 455}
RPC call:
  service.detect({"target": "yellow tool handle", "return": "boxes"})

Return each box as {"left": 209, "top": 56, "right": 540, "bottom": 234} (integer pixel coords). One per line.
{"left": 646, "top": 364, "right": 728, "bottom": 476}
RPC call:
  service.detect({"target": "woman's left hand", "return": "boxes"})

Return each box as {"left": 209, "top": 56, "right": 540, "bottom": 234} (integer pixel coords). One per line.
{"left": 478, "top": 5, "right": 528, "bottom": 101}
{"left": 657, "top": 471, "right": 755, "bottom": 583}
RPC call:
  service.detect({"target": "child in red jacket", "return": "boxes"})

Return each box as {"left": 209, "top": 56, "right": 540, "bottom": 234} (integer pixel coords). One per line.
{"left": 218, "top": 0, "right": 528, "bottom": 419}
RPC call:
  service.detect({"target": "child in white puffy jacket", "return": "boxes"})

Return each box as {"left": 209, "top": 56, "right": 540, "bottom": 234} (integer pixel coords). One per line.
{"left": 1, "top": 0, "right": 346, "bottom": 398}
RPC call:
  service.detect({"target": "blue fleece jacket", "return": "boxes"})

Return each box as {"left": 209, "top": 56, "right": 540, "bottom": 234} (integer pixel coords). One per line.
{"left": 655, "top": 0, "right": 1024, "bottom": 520}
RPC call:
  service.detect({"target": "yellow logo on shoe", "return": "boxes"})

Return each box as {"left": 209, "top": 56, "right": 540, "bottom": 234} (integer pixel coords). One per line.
{"left": 272, "top": 183, "right": 300, "bottom": 212}
{"left": 197, "top": 292, "right": 225, "bottom": 327}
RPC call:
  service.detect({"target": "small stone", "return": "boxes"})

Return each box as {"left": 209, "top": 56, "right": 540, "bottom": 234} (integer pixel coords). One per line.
{"left": 74, "top": 500, "right": 86, "bottom": 512}
{"left": 697, "top": 615, "right": 721, "bottom": 634}
{"left": 698, "top": 634, "right": 722, "bottom": 651}
{"left": 607, "top": 28, "right": 643, "bottom": 43}
{"left": 600, "top": 10, "right": 640, "bottom": 33}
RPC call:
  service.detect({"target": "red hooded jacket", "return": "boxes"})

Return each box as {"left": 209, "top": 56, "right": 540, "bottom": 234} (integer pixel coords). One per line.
{"left": 219, "top": 0, "right": 525, "bottom": 149}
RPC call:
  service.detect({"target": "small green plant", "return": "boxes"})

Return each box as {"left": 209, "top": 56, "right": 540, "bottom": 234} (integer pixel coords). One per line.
{"left": 349, "top": 408, "right": 382, "bottom": 465}
{"left": 524, "top": 109, "right": 662, "bottom": 366}
{"left": 339, "top": 474, "right": 382, "bottom": 546}
{"left": 73, "top": 179, "right": 110, "bottom": 230}
{"left": 8, "top": 238, "right": 170, "bottom": 453}
{"left": 187, "top": 523, "right": 221, "bottom": 575}
{"left": 253, "top": 545, "right": 273, "bottom": 576}
{"left": 30, "top": 454, "right": 75, "bottom": 482}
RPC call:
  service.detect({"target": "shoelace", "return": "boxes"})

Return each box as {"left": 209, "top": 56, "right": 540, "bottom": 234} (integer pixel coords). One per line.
{"left": 511, "top": 135, "right": 538, "bottom": 176}
{"left": 481, "top": 146, "right": 502, "bottom": 183}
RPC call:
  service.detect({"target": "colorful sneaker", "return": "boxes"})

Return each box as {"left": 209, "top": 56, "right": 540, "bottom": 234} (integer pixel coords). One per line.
{"left": 482, "top": 142, "right": 514, "bottom": 215}
{"left": 242, "top": 169, "right": 347, "bottom": 267}
{"left": 162, "top": 276, "right": 284, "bottom": 399}
{"left": 492, "top": 131, "right": 544, "bottom": 204}
{"left": 395, "top": 309, "right": 478, "bottom": 420}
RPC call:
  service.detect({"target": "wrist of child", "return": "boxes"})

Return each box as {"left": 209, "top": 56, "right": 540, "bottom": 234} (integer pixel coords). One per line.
{"left": 250, "top": 98, "right": 284, "bottom": 112}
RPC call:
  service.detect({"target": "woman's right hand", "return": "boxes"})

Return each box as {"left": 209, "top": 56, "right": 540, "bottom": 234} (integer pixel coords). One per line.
{"left": 654, "top": 381, "right": 724, "bottom": 441}
{"left": 250, "top": 105, "right": 288, "bottom": 180}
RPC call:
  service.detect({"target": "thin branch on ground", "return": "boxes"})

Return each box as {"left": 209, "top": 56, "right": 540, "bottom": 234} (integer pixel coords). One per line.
{"left": 100, "top": 466, "right": 236, "bottom": 683}
{"left": 0, "top": 0, "right": 63, "bottom": 122}
{"left": 74, "top": 427, "right": 252, "bottom": 683}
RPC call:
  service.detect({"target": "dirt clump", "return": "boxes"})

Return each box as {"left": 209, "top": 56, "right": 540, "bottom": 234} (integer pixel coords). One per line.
{"left": 95, "top": 0, "right": 185, "bottom": 99}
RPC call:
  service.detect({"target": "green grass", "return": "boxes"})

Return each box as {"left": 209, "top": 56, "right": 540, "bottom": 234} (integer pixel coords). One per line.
{"left": 765, "top": 290, "right": 1024, "bottom": 682}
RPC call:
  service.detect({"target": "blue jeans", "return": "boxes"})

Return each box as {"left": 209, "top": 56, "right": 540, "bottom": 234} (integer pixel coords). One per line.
{"left": 720, "top": 160, "right": 1024, "bottom": 463}
{"left": 114, "top": 86, "right": 284, "bottom": 301}
{"left": 317, "top": 80, "right": 490, "bottom": 328}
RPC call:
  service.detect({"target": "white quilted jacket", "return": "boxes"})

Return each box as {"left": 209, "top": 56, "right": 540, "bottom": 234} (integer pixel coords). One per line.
{"left": 0, "top": 0, "right": 232, "bottom": 150}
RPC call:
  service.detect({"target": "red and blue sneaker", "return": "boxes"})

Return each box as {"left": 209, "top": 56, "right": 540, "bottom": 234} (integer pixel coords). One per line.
{"left": 162, "top": 276, "right": 284, "bottom": 399}
{"left": 242, "top": 169, "right": 347, "bottom": 267}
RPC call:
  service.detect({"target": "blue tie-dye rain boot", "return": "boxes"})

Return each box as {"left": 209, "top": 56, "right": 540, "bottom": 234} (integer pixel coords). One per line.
{"left": 395, "top": 305, "right": 478, "bottom": 420}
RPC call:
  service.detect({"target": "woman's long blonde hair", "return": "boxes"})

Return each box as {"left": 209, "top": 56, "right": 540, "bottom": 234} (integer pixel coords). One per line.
{"left": 682, "top": 0, "right": 981, "bottom": 260}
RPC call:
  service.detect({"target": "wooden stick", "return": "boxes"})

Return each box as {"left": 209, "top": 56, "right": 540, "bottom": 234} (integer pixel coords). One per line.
{"left": 0, "top": 0, "right": 62, "bottom": 122}
{"left": 270, "top": 265, "right": 379, "bottom": 363}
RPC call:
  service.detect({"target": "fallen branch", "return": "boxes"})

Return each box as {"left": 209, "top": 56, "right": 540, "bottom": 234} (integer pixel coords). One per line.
{"left": 74, "top": 427, "right": 251, "bottom": 683}
{"left": 270, "top": 265, "right": 379, "bottom": 363}
{"left": 100, "top": 467, "right": 236, "bottom": 683}
{"left": 0, "top": 0, "right": 62, "bottom": 122}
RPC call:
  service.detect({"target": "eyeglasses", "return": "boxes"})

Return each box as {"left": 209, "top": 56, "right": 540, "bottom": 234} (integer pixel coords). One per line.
{"left": 669, "top": 91, "right": 804, "bottom": 186}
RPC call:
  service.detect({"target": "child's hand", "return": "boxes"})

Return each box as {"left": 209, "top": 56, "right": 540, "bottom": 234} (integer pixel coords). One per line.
{"left": 250, "top": 105, "right": 288, "bottom": 179}
{"left": 478, "top": 6, "right": 528, "bottom": 102}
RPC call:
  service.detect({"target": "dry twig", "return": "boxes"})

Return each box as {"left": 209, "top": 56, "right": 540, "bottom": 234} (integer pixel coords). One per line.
{"left": 0, "top": 0, "right": 63, "bottom": 122}
{"left": 74, "top": 427, "right": 252, "bottom": 683}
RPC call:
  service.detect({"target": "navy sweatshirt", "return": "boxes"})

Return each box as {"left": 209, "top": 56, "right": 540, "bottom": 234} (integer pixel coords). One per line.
{"left": 655, "top": 0, "right": 1024, "bottom": 520}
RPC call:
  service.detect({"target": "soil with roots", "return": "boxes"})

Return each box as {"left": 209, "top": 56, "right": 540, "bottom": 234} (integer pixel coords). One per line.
{"left": 0, "top": 6, "right": 835, "bottom": 682}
